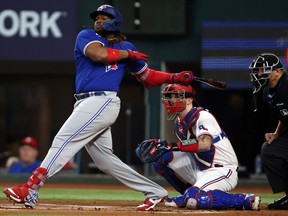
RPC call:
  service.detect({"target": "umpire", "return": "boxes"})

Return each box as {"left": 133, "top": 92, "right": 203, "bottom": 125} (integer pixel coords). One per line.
{"left": 249, "top": 53, "right": 288, "bottom": 210}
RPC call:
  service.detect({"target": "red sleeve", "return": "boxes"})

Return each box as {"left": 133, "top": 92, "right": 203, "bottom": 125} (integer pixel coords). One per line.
{"left": 134, "top": 68, "right": 173, "bottom": 88}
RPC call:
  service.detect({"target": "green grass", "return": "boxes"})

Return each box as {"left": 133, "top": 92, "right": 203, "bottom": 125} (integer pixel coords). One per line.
{"left": 0, "top": 187, "right": 280, "bottom": 204}
{"left": 39, "top": 188, "right": 172, "bottom": 201}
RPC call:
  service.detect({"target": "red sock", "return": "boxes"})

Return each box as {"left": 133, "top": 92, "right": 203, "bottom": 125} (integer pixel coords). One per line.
{"left": 24, "top": 167, "right": 47, "bottom": 190}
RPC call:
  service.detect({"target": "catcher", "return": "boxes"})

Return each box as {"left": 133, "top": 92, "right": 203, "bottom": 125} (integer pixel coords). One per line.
{"left": 136, "top": 84, "right": 261, "bottom": 210}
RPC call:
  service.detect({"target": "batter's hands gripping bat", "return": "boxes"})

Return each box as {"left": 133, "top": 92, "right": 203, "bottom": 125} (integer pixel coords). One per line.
{"left": 173, "top": 71, "right": 226, "bottom": 89}
{"left": 194, "top": 76, "right": 227, "bottom": 90}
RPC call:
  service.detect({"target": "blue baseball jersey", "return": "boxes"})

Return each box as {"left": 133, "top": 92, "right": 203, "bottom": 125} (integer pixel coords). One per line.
{"left": 74, "top": 29, "right": 147, "bottom": 93}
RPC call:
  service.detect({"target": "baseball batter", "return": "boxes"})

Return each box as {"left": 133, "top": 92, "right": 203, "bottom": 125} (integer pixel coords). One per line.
{"left": 3, "top": 5, "right": 194, "bottom": 211}
{"left": 136, "top": 84, "right": 260, "bottom": 210}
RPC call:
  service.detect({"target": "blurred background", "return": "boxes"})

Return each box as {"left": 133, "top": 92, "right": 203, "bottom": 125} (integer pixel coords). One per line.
{"left": 0, "top": 0, "right": 287, "bottom": 178}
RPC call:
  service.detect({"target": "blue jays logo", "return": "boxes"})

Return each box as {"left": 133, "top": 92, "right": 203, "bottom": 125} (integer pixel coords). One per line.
{"left": 106, "top": 64, "right": 118, "bottom": 72}
{"left": 199, "top": 125, "right": 208, "bottom": 131}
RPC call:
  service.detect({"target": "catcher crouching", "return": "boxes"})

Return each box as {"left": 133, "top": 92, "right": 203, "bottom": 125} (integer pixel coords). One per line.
{"left": 136, "top": 84, "right": 261, "bottom": 210}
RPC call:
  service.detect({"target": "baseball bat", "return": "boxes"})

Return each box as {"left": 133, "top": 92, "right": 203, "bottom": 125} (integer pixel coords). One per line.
{"left": 194, "top": 76, "right": 227, "bottom": 89}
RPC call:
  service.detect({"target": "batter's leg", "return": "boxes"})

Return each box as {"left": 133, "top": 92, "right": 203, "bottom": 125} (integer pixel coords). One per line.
{"left": 41, "top": 96, "right": 120, "bottom": 177}
{"left": 3, "top": 96, "right": 121, "bottom": 208}
{"left": 85, "top": 127, "right": 168, "bottom": 199}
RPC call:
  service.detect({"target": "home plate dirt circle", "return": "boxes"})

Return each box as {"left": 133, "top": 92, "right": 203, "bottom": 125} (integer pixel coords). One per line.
{"left": 0, "top": 201, "right": 287, "bottom": 216}
{"left": 0, "top": 202, "right": 227, "bottom": 215}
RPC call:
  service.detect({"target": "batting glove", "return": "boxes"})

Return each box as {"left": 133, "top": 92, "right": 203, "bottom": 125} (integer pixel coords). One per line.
{"left": 127, "top": 49, "right": 149, "bottom": 62}
{"left": 172, "top": 71, "right": 195, "bottom": 85}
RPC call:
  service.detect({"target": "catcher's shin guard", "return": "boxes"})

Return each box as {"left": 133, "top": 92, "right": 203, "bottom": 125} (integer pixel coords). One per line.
{"left": 195, "top": 190, "right": 261, "bottom": 210}
{"left": 165, "top": 195, "right": 186, "bottom": 208}
{"left": 186, "top": 189, "right": 212, "bottom": 209}
{"left": 207, "top": 190, "right": 246, "bottom": 210}
{"left": 166, "top": 187, "right": 201, "bottom": 208}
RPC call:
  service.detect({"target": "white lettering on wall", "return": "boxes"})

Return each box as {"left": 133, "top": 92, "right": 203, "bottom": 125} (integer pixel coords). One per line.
{"left": 0, "top": 9, "right": 66, "bottom": 38}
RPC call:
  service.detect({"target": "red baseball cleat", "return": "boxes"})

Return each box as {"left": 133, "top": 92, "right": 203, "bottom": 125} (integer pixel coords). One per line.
{"left": 136, "top": 196, "right": 167, "bottom": 211}
{"left": 3, "top": 185, "right": 38, "bottom": 208}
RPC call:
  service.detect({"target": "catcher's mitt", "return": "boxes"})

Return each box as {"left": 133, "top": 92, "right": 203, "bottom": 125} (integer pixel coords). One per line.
{"left": 135, "top": 139, "right": 170, "bottom": 163}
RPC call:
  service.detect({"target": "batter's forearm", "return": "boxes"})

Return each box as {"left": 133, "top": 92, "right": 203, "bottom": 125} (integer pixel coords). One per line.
{"left": 134, "top": 68, "right": 194, "bottom": 89}
{"left": 106, "top": 48, "right": 130, "bottom": 64}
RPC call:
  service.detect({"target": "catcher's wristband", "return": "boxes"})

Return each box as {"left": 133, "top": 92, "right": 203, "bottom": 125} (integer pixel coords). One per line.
{"left": 172, "top": 139, "right": 199, "bottom": 152}
{"left": 168, "top": 142, "right": 180, "bottom": 151}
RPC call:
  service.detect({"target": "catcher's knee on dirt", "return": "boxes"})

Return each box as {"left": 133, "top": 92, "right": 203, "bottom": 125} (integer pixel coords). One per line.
{"left": 152, "top": 152, "right": 191, "bottom": 194}
{"left": 184, "top": 187, "right": 208, "bottom": 209}
{"left": 186, "top": 192, "right": 214, "bottom": 209}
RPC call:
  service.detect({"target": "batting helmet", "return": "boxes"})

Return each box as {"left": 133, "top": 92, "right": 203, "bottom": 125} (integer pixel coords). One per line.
{"left": 249, "top": 53, "right": 284, "bottom": 93}
{"left": 161, "top": 84, "right": 198, "bottom": 118}
{"left": 90, "top": 5, "right": 122, "bottom": 32}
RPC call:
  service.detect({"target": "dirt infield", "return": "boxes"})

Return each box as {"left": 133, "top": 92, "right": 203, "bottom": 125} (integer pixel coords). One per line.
{"left": 1, "top": 200, "right": 287, "bottom": 216}
{"left": 0, "top": 183, "right": 287, "bottom": 216}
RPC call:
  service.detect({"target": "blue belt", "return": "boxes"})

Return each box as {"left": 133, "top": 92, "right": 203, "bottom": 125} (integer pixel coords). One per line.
{"left": 213, "top": 131, "right": 226, "bottom": 143}
{"left": 74, "top": 91, "right": 105, "bottom": 100}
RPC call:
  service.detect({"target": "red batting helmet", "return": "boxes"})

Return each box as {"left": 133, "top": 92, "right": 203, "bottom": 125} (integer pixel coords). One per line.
{"left": 90, "top": 5, "right": 122, "bottom": 32}
{"left": 161, "top": 84, "right": 198, "bottom": 118}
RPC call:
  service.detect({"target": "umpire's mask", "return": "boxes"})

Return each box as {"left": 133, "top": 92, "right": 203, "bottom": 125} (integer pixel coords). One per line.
{"left": 249, "top": 53, "right": 284, "bottom": 93}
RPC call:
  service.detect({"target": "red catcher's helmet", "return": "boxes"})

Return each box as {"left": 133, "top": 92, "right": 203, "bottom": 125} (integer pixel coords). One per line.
{"left": 90, "top": 5, "right": 122, "bottom": 32}
{"left": 161, "top": 84, "right": 198, "bottom": 118}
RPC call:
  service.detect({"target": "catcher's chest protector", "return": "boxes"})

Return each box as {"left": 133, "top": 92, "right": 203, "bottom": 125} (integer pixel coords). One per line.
{"left": 174, "top": 107, "right": 204, "bottom": 140}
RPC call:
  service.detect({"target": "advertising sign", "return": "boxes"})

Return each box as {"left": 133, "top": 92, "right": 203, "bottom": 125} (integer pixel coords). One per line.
{"left": 0, "top": 0, "right": 77, "bottom": 61}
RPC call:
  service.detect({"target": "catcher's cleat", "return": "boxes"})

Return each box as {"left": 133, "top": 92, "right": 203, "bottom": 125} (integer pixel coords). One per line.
{"left": 243, "top": 194, "right": 261, "bottom": 210}
{"left": 3, "top": 185, "right": 38, "bottom": 208}
{"left": 136, "top": 196, "right": 167, "bottom": 211}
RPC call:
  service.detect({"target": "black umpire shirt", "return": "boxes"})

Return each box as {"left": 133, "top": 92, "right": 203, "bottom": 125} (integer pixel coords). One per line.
{"left": 263, "top": 72, "right": 288, "bottom": 128}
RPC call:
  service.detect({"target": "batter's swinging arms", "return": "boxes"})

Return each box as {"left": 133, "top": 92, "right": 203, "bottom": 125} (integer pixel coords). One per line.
{"left": 3, "top": 4, "right": 194, "bottom": 211}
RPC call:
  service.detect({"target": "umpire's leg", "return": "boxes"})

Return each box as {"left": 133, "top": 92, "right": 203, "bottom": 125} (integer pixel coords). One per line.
{"left": 261, "top": 132, "right": 288, "bottom": 194}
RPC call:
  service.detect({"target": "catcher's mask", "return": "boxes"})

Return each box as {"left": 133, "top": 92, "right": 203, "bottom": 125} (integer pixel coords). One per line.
{"left": 249, "top": 53, "right": 283, "bottom": 93}
{"left": 161, "top": 84, "right": 198, "bottom": 119}
{"left": 90, "top": 5, "right": 122, "bottom": 32}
